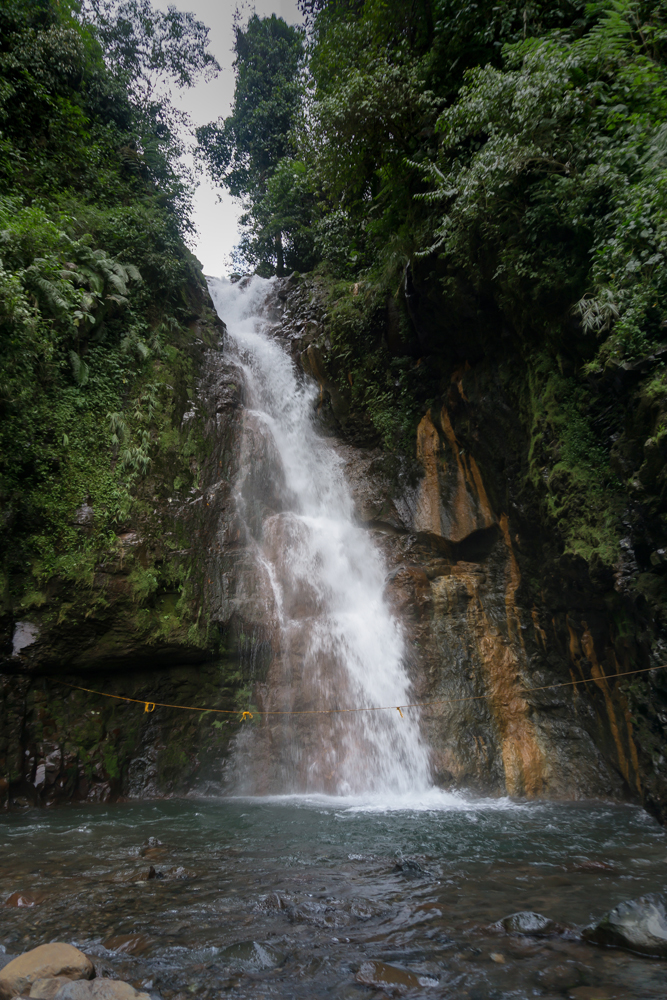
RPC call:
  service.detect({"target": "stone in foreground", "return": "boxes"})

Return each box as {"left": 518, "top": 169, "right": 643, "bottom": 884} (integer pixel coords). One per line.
{"left": 30, "top": 978, "right": 73, "bottom": 999}
{"left": 0, "top": 944, "right": 93, "bottom": 1000}
{"left": 54, "top": 981, "right": 150, "bottom": 999}
{"left": 495, "top": 911, "right": 566, "bottom": 936}
{"left": 582, "top": 892, "right": 667, "bottom": 957}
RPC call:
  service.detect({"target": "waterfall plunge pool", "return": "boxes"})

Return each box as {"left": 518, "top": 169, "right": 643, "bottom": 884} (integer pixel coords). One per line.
{"left": 1, "top": 794, "right": 666, "bottom": 999}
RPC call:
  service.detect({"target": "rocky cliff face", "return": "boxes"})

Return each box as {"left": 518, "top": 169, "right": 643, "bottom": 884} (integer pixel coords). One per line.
{"left": 3, "top": 272, "right": 667, "bottom": 822}
{"left": 274, "top": 271, "right": 667, "bottom": 822}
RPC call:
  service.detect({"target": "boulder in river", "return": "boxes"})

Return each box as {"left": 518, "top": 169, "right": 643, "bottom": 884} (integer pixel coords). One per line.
{"left": 88, "top": 984, "right": 151, "bottom": 1000}
{"left": 0, "top": 944, "right": 93, "bottom": 1000}
{"left": 493, "top": 911, "right": 570, "bottom": 936}
{"left": 54, "top": 981, "right": 150, "bottom": 1000}
{"left": 582, "top": 892, "right": 667, "bottom": 957}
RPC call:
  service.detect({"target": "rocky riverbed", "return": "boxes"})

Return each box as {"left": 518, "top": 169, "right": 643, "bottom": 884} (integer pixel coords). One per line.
{"left": 1, "top": 796, "right": 667, "bottom": 999}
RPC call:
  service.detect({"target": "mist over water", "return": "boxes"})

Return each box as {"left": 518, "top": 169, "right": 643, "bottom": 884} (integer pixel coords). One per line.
{"left": 208, "top": 276, "right": 432, "bottom": 798}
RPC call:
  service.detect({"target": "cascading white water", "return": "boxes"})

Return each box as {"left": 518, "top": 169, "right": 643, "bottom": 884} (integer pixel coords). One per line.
{"left": 209, "top": 276, "right": 432, "bottom": 797}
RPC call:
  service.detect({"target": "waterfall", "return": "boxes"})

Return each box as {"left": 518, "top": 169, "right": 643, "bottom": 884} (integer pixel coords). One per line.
{"left": 209, "top": 276, "right": 432, "bottom": 798}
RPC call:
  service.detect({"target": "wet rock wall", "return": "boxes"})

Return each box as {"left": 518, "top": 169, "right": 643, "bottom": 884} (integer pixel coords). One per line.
{"left": 275, "top": 270, "right": 667, "bottom": 820}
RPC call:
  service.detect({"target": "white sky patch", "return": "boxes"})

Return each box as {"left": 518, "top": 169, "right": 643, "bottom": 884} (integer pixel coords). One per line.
{"left": 151, "top": 0, "right": 304, "bottom": 276}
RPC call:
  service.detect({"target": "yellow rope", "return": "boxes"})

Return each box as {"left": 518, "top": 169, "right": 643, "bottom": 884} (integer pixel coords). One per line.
{"left": 61, "top": 662, "right": 667, "bottom": 721}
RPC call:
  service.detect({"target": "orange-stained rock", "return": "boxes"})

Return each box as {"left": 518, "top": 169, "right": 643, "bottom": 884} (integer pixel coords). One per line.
{"left": 0, "top": 943, "right": 93, "bottom": 1000}
{"left": 415, "top": 408, "right": 495, "bottom": 543}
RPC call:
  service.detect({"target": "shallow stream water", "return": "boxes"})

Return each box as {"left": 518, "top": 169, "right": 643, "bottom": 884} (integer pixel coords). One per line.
{"left": 1, "top": 793, "right": 666, "bottom": 999}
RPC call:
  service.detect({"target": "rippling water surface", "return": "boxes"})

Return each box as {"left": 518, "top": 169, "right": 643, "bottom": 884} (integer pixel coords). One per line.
{"left": 1, "top": 794, "right": 666, "bottom": 999}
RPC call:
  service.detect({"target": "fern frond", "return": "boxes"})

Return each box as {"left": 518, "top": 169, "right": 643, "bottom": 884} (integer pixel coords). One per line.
{"left": 107, "top": 272, "right": 128, "bottom": 295}
{"left": 28, "top": 268, "right": 69, "bottom": 312}
{"left": 576, "top": 0, "right": 634, "bottom": 64}
{"left": 69, "top": 350, "right": 90, "bottom": 386}
{"left": 123, "top": 263, "right": 142, "bottom": 283}
{"left": 574, "top": 287, "right": 620, "bottom": 333}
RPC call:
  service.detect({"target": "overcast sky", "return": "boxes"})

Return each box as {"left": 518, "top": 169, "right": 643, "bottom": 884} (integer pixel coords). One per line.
{"left": 152, "top": 0, "right": 304, "bottom": 276}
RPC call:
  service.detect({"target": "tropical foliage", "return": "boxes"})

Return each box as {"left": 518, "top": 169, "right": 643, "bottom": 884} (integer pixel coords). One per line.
{"left": 0, "top": 0, "right": 216, "bottom": 594}
{"left": 198, "top": 0, "right": 667, "bottom": 570}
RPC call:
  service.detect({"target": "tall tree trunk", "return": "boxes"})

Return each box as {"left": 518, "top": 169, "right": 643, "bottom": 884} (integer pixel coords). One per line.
{"left": 276, "top": 231, "right": 285, "bottom": 277}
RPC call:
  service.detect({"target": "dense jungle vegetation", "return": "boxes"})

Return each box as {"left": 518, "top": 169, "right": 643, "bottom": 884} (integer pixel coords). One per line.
{"left": 3, "top": 0, "right": 667, "bottom": 632}
{"left": 198, "top": 0, "right": 667, "bottom": 586}
{"left": 0, "top": 0, "right": 219, "bottom": 610}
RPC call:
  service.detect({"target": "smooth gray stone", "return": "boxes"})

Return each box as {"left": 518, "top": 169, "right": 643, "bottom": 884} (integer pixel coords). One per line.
{"left": 583, "top": 893, "right": 667, "bottom": 957}
{"left": 54, "top": 983, "right": 92, "bottom": 1000}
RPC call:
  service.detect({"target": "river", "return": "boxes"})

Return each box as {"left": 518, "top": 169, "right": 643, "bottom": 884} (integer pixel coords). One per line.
{"left": 1, "top": 795, "right": 666, "bottom": 998}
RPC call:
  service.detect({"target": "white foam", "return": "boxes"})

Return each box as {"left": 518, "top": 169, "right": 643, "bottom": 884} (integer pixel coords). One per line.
{"left": 223, "top": 788, "right": 524, "bottom": 814}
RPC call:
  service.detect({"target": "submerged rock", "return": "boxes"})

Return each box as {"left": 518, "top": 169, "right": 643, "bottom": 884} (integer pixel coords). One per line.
{"left": 534, "top": 962, "right": 584, "bottom": 991}
{"left": 219, "top": 941, "right": 285, "bottom": 971}
{"left": 0, "top": 944, "right": 93, "bottom": 1000}
{"left": 494, "top": 911, "right": 569, "bottom": 937}
{"left": 355, "top": 961, "right": 438, "bottom": 994}
{"left": 391, "top": 859, "right": 433, "bottom": 878}
{"left": 582, "top": 892, "right": 667, "bottom": 957}
{"left": 286, "top": 900, "right": 341, "bottom": 927}
{"left": 102, "top": 934, "right": 153, "bottom": 956}
{"left": 4, "top": 891, "right": 38, "bottom": 907}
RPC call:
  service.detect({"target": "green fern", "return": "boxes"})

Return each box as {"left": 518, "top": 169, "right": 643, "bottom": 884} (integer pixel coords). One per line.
{"left": 107, "top": 410, "right": 128, "bottom": 447}
{"left": 69, "top": 350, "right": 90, "bottom": 386}
{"left": 577, "top": 1, "right": 634, "bottom": 64}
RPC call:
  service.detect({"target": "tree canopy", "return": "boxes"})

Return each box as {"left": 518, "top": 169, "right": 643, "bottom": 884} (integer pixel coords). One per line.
{"left": 198, "top": 0, "right": 667, "bottom": 369}
{"left": 196, "top": 14, "right": 305, "bottom": 276}
{"left": 193, "top": 0, "right": 667, "bottom": 573}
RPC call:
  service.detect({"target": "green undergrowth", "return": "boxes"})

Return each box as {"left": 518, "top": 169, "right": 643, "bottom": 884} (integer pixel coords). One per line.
{"left": 0, "top": 0, "right": 218, "bottom": 635}
{"left": 314, "top": 266, "right": 439, "bottom": 450}
{"left": 525, "top": 360, "right": 624, "bottom": 565}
